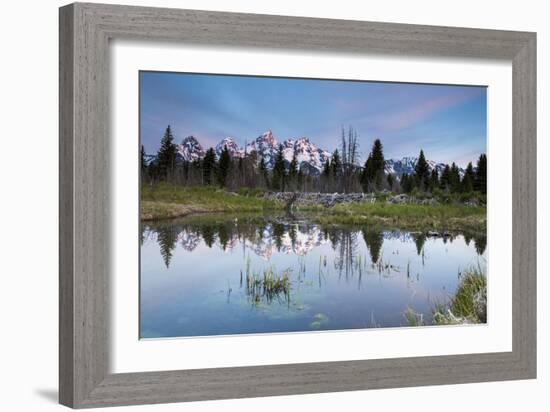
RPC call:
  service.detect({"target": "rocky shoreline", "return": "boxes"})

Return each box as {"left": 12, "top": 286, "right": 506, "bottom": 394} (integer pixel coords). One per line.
{"left": 263, "top": 191, "right": 478, "bottom": 208}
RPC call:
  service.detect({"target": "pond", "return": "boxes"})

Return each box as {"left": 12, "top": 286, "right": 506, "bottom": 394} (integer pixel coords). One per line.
{"left": 140, "top": 213, "right": 486, "bottom": 338}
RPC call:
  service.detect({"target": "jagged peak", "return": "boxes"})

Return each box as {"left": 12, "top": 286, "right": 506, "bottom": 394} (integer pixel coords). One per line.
{"left": 257, "top": 129, "right": 276, "bottom": 143}
{"left": 181, "top": 135, "right": 201, "bottom": 145}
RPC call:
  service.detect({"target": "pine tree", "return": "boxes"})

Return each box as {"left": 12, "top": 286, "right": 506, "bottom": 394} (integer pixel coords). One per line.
{"left": 450, "top": 162, "right": 461, "bottom": 193}
{"left": 217, "top": 146, "right": 231, "bottom": 187}
{"left": 156, "top": 125, "right": 177, "bottom": 179}
{"left": 289, "top": 150, "right": 299, "bottom": 187}
{"left": 259, "top": 157, "right": 269, "bottom": 188}
{"left": 322, "top": 159, "right": 330, "bottom": 178}
{"left": 370, "top": 139, "right": 385, "bottom": 190}
{"left": 361, "top": 154, "right": 373, "bottom": 192}
{"left": 237, "top": 157, "right": 244, "bottom": 186}
{"left": 387, "top": 174, "right": 394, "bottom": 191}
{"left": 461, "top": 162, "right": 475, "bottom": 193}
{"left": 429, "top": 168, "right": 439, "bottom": 192}
{"left": 474, "top": 154, "right": 487, "bottom": 194}
{"left": 272, "top": 144, "right": 286, "bottom": 191}
{"left": 401, "top": 173, "right": 414, "bottom": 193}
{"left": 202, "top": 148, "right": 216, "bottom": 185}
{"left": 440, "top": 164, "right": 451, "bottom": 190}
{"left": 414, "top": 149, "right": 430, "bottom": 191}
{"left": 331, "top": 149, "right": 341, "bottom": 179}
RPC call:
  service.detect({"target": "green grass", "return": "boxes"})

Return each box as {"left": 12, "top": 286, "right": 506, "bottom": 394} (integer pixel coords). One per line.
{"left": 311, "top": 202, "right": 486, "bottom": 232}
{"left": 245, "top": 267, "right": 291, "bottom": 305}
{"left": 406, "top": 266, "right": 487, "bottom": 326}
{"left": 140, "top": 183, "right": 282, "bottom": 220}
{"left": 140, "top": 184, "right": 486, "bottom": 233}
{"left": 433, "top": 266, "right": 487, "bottom": 325}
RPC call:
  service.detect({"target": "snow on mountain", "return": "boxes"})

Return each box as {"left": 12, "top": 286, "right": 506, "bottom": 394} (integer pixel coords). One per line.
{"left": 245, "top": 130, "right": 279, "bottom": 168}
{"left": 177, "top": 136, "right": 205, "bottom": 162}
{"left": 385, "top": 157, "right": 464, "bottom": 178}
{"left": 215, "top": 137, "right": 244, "bottom": 159}
{"left": 282, "top": 137, "right": 331, "bottom": 175}
{"left": 241, "top": 132, "right": 331, "bottom": 174}
{"left": 147, "top": 131, "right": 465, "bottom": 178}
{"left": 143, "top": 154, "right": 156, "bottom": 166}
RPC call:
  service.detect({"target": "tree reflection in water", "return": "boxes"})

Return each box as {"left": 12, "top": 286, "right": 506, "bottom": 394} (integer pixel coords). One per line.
{"left": 141, "top": 215, "right": 487, "bottom": 273}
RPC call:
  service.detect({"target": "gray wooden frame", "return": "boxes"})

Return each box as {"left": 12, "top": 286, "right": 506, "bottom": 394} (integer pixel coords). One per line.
{"left": 59, "top": 2, "right": 536, "bottom": 408}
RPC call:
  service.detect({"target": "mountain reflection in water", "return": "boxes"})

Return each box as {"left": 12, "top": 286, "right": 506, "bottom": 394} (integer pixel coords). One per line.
{"left": 140, "top": 214, "right": 486, "bottom": 338}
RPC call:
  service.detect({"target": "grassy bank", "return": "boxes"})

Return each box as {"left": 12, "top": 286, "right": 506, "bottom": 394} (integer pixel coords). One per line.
{"left": 140, "top": 184, "right": 281, "bottom": 220}
{"left": 141, "top": 184, "right": 486, "bottom": 233}
{"left": 311, "top": 202, "right": 486, "bottom": 233}
{"left": 406, "top": 266, "right": 487, "bottom": 326}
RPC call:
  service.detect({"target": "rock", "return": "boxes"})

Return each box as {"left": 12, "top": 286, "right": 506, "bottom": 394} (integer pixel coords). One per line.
{"left": 420, "top": 198, "right": 438, "bottom": 206}
{"left": 264, "top": 191, "right": 448, "bottom": 208}
{"left": 264, "top": 191, "right": 384, "bottom": 208}
{"left": 387, "top": 194, "right": 409, "bottom": 204}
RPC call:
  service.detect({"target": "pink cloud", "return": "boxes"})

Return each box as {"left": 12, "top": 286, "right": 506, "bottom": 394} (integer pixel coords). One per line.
{"left": 379, "top": 92, "right": 474, "bottom": 132}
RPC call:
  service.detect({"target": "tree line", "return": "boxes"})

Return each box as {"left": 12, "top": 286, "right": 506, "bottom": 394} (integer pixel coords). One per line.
{"left": 142, "top": 125, "right": 487, "bottom": 196}
{"left": 145, "top": 219, "right": 486, "bottom": 269}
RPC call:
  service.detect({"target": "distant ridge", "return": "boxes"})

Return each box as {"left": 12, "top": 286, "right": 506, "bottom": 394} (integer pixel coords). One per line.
{"left": 150, "top": 131, "right": 466, "bottom": 176}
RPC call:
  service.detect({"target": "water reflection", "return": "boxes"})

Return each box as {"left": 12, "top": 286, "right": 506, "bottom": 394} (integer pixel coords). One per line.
{"left": 143, "top": 217, "right": 486, "bottom": 270}
{"left": 140, "top": 214, "right": 487, "bottom": 338}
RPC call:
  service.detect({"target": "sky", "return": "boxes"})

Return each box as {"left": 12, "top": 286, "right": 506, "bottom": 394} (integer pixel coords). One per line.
{"left": 140, "top": 71, "right": 486, "bottom": 167}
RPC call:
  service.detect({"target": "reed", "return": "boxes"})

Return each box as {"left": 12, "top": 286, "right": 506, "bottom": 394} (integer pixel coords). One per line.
{"left": 405, "top": 265, "right": 487, "bottom": 326}
{"left": 404, "top": 308, "right": 424, "bottom": 327}
{"left": 245, "top": 267, "right": 291, "bottom": 305}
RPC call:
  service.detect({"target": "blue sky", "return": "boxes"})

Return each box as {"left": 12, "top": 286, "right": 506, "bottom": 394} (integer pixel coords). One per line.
{"left": 140, "top": 71, "right": 486, "bottom": 166}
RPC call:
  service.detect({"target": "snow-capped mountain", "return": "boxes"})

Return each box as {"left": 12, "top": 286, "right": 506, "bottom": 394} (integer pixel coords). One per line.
{"left": 282, "top": 138, "right": 331, "bottom": 175}
{"left": 148, "top": 131, "right": 466, "bottom": 177}
{"left": 385, "top": 157, "right": 464, "bottom": 178}
{"left": 143, "top": 154, "right": 156, "bottom": 166}
{"left": 215, "top": 137, "right": 244, "bottom": 159}
{"left": 176, "top": 136, "right": 205, "bottom": 162}
{"left": 242, "top": 131, "right": 331, "bottom": 174}
{"left": 245, "top": 130, "right": 279, "bottom": 169}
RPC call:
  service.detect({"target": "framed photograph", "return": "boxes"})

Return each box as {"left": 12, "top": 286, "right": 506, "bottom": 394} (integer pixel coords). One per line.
{"left": 59, "top": 2, "right": 536, "bottom": 408}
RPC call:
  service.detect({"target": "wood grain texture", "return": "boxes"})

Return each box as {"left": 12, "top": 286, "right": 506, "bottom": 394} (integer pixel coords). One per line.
{"left": 59, "top": 2, "right": 537, "bottom": 408}
{"left": 59, "top": 4, "right": 74, "bottom": 406}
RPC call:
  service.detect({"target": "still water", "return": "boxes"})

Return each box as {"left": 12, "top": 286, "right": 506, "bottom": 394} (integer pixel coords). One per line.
{"left": 140, "top": 214, "right": 486, "bottom": 338}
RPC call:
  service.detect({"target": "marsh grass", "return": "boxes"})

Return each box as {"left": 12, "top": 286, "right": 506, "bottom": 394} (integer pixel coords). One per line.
{"left": 435, "top": 265, "right": 487, "bottom": 324}
{"left": 406, "top": 265, "right": 487, "bottom": 326}
{"left": 245, "top": 267, "right": 291, "bottom": 305}
{"left": 313, "top": 202, "right": 486, "bottom": 233}
{"left": 405, "top": 308, "right": 425, "bottom": 327}
{"left": 141, "top": 183, "right": 281, "bottom": 220}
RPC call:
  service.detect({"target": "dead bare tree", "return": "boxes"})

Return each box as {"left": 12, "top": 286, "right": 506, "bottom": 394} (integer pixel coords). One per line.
{"left": 340, "top": 126, "right": 360, "bottom": 193}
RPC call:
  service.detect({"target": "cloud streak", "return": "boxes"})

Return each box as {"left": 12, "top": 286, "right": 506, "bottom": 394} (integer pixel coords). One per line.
{"left": 374, "top": 91, "right": 477, "bottom": 132}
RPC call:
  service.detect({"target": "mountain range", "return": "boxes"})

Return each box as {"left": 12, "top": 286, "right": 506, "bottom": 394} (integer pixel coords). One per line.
{"left": 158, "top": 130, "right": 464, "bottom": 176}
